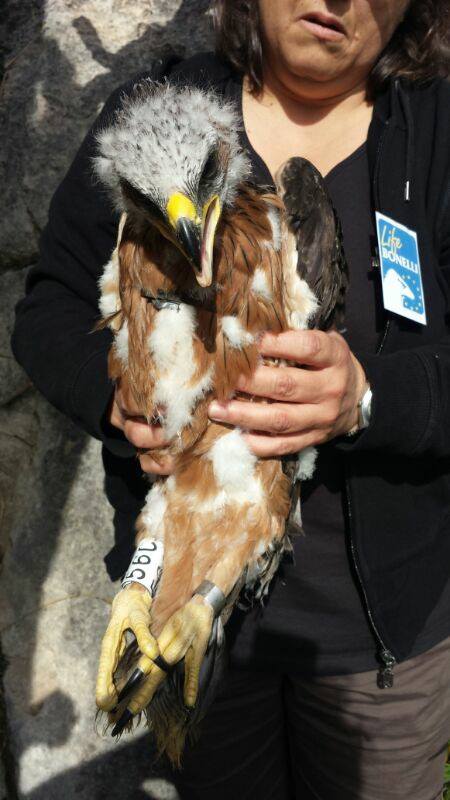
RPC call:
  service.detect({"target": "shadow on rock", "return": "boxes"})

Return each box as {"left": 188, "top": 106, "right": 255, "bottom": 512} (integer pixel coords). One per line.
{"left": 23, "top": 734, "right": 176, "bottom": 800}
{"left": 1, "top": 2, "right": 213, "bottom": 794}
{"left": 1, "top": 0, "right": 213, "bottom": 268}
{"left": 26, "top": 691, "right": 77, "bottom": 749}
{"left": 0, "top": 404, "right": 93, "bottom": 778}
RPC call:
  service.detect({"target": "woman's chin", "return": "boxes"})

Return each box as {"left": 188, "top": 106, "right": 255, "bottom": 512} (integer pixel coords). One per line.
{"left": 277, "top": 31, "right": 352, "bottom": 82}
{"left": 281, "top": 55, "right": 354, "bottom": 91}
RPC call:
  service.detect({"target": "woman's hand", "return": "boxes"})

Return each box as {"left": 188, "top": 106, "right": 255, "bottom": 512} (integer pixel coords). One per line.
{"left": 109, "top": 380, "right": 175, "bottom": 475}
{"left": 208, "top": 330, "right": 367, "bottom": 457}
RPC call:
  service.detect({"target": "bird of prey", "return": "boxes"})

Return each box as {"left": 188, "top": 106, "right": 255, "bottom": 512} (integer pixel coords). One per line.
{"left": 93, "top": 80, "right": 347, "bottom": 765}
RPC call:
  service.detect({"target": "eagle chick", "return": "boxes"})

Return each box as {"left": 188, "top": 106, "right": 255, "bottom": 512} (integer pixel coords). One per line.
{"left": 94, "top": 79, "right": 346, "bottom": 765}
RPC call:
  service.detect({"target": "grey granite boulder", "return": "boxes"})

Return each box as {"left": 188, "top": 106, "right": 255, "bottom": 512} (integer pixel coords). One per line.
{"left": 1, "top": 0, "right": 214, "bottom": 796}
{"left": 0, "top": 270, "right": 32, "bottom": 408}
{"left": 1, "top": 0, "right": 213, "bottom": 271}
{"left": 0, "top": 396, "right": 179, "bottom": 799}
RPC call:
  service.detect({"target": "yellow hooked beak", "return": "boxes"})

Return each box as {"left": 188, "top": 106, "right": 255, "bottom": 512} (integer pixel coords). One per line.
{"left": 166, "top": 192, "right": 221, "bottom": 288}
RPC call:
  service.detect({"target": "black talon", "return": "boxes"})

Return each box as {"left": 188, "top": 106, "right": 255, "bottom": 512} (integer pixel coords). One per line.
{"left": 153, "top": 654, "right": 173, "bottom": 673}
{"left": 111, "top": 708, "right": 133, "bottom": 737}
{"left": 117, "top": 668, "right": 145, "bottom": 704}
{"left": 110, "top": 658, "right": 171, "bottom": 728}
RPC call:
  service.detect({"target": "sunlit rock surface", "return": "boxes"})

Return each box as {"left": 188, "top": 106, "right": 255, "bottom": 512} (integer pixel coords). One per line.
{"left": 1, "top": 1, "right": 213, "bottom": 795}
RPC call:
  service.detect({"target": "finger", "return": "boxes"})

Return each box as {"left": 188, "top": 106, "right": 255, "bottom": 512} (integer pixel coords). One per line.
{"left": 243, "top": 429, "right": 322, "bottom": 457}
{"left": 209, "top": 399, "right": 321, "bottom": 435}
{"left": 138, "top": 454, "right": 175, "bottom": 475}
{"left": 115, "top": 381, "right": 143, "bottom": 417}
{"left": 258, "top": 330, "right": 340, "bottom": 368}
{"left": 183, "top": 628, "right": 211, "bottom": 708}
{"left": 235, "top": 364, "right": 324, "bottom": 403}
{"left": 128, "top": 608, "right": 159, "bottom": 660}
{"left": 123, "top": 419, "right": 169, "bottom": 449}
{"left": 109, "top": 398, "right": 125, "bottom": 431}
{"left": 96, "top": 622, "right": 123, "bottom": 711}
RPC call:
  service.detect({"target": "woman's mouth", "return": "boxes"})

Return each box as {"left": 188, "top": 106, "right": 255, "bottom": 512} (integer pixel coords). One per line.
{"left": 298, "top": 12, "right": 346, "bottom": 42}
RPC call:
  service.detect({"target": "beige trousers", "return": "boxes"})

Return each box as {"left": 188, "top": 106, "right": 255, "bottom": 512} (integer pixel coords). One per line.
{"left": 172, "top": 635, "right": 450, "bottom": 799}
{"left": 286, "top": 635, "right": 450, "bottom": 799}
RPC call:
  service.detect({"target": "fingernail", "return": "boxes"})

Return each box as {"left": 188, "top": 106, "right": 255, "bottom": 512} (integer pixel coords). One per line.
{"left": 208, "top": 401, "right": 227, "bottom": 419}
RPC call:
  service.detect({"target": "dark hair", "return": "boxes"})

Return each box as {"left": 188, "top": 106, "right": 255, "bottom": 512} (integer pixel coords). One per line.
{"left": 213, "top": 0, "right": 450, "bottom": 97}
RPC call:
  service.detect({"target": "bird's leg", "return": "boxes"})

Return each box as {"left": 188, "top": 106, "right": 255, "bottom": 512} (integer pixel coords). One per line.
{"left": 120, "top": 578, "right": 228, "bottom": 719}
{"left": 157, "top": 594, "right": 214, "bottom": 707}
{"left": 96, "top": 582, "right": 159, "bottom": 712}
{"left": 96, "top": 485, "right": 167, "bottom": 712}
{"left": 112, "top": 594, "right": 214, "bottom": 729}
{"left": 204, "top": 548, "right": 250, "bottom": 600}
{"left": 126, "top": 536, "right": 261, "bottom": 717}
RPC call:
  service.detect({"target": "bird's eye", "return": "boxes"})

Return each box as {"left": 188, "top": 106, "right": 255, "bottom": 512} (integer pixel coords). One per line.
{"left": 140, "top": 195, "right": 165, "bottom": 222}
{"left": 199, "top": 151, "right": 219, "bottom": 186}
{"left": 120, "top": 179, "right": 164, "bottom": 222}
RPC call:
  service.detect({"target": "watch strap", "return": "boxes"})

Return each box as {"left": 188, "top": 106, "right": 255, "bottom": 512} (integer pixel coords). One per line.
{"left": 346, "top": 384, "right": 372, "bottom": 436}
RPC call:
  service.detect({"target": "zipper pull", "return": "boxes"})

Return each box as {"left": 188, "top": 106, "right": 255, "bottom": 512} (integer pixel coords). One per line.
{"left": 377, "top": 649, "right": 396, "bottom": 689}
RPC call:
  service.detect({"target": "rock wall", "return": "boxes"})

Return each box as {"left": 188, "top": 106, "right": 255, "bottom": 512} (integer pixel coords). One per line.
{"left": 0, "top": 2, "right": 213, "bottom": 796}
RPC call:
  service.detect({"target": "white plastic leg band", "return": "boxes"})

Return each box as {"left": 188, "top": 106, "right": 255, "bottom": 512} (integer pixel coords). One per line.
{"left": 122, "top": 537, "right": 164, "bottom": 596}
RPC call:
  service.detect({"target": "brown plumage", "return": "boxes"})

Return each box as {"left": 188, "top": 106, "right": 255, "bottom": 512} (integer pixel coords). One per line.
{"left": 108, "top": 187, "right": 302, "bottom": 634}
{"left": 97, "top": 188, "right": 317, "bottom": 762}
{"left": 94, "top": 82, "right": 346, "bottom": 764}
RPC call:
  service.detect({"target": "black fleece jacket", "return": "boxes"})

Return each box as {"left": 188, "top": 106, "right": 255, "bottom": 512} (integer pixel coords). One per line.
{"left": 11, "top": 53, "right": 450, "bottom": 668}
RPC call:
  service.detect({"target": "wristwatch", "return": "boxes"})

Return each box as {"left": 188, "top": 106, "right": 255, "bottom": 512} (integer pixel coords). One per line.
{"left": 347, "top": 384, "right": 372, "bottom": 436}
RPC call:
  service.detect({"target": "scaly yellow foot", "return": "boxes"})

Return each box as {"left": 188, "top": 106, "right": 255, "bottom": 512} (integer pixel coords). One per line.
{"left": 111, "top": 595, "right": 214, "bottom": 732}
{"left": 96, "top": 583, "right": 159, "bottom": 712}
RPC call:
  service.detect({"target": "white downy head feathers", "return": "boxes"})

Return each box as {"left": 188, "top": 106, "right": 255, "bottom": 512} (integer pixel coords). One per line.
{"left": 94, "top": 81, "right": 251, "bottom": 215}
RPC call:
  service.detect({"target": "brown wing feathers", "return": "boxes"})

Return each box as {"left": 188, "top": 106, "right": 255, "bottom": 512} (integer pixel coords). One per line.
{"left": 107, "top": 187, "right": 293, "bottom": 635}
{"left": 94, "top": 80, "right": 348, "bottom": 763}
{"left": 116, "top": 187, "right": 288, "bottom": 415}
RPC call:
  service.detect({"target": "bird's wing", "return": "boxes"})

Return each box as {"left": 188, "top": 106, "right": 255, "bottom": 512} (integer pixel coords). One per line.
{"left": 276, "top": 156, "right": 348, "bottom": 331}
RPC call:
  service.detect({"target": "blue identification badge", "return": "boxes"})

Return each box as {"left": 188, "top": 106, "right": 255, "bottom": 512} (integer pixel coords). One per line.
{"left": 375, "top": 212, "right": 426, "bottom": 326}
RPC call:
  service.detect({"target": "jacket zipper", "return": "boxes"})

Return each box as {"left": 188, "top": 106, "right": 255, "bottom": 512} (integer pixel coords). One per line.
{"left": 376, "top": 318, "right": 390, "bottom": 356}
{"left": 344, "top": 472, "right": 397, "bottom": 687}
{"left": 374, "top": 115, "right": 391, "bottom": 356}
{"left": 344, "top": 113, "right": 397, "bottom": 688}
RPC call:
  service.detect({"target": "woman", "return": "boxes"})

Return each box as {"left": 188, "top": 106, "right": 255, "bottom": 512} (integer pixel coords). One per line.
{"left": 12, "top": 1, "right": 450, "bottom": 797}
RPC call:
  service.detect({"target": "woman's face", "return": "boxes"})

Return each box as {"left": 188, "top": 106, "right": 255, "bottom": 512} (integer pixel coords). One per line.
{"left": 258, "top": 0, "right": 410, "bottom": 93}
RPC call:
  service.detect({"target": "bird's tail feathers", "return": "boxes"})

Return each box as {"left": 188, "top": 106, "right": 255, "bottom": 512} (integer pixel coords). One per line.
{"left": 144, "top": 616, "right": 226, "bottom": 767}
{"left": 239, "top": 534, "right": 291, "bottom": 609}
{"left": 104, "top": 618, "right": 227, "bottom": 767}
